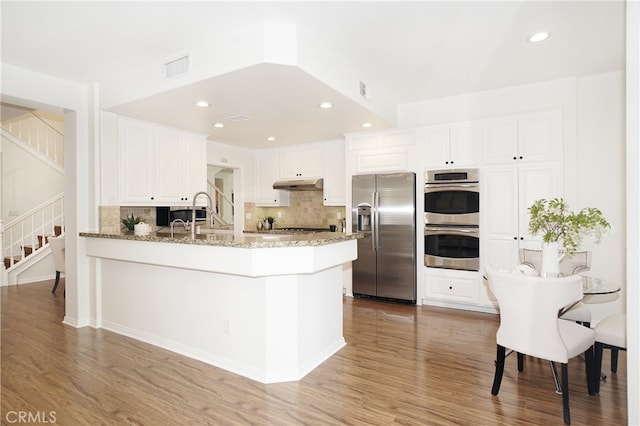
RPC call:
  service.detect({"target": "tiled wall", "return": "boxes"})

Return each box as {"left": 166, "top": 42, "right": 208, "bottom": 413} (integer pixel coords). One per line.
{"left": 100, "top": 192, "right": 346, "bottom": 234}
{"left": 100, "top": 206, "right": 157, "bottom": 234}
{"left": 244, "top": 191, "right": 346, "bottom": 231}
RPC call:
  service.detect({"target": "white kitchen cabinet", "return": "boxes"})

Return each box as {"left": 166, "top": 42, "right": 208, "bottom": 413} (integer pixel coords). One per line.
{"left": 118, "top": 117, "right": 207, "bottom": 206}
{"left": 322, "top": 140, "right": 346, "bottom": 206}
{"left": 119, "top": 119, "right": 154, "bottom": 203}
{"left": 181, "top": 134, "right": 208, "bottom": 202}
{"left": 278, "top": 144, "right": 323, "bottom": 178}
{"left": 255, "top": 148, "right": 290, "bottom": 207}
{"left": 347, "top": 129, "right": 416, "bottom": 173}
{"left": 483, "top": 110, "right": 561, "bottom": 165}
{"left": 482, "top": 163, "right": 562, "bottom": 273}
{"left": 424, "top": 121, "right": 480, "bottom": 169}
{"left": 424, "top": 268, "right": 482, "bottom": 305}
{"left": 481, "top": 109, "right": 563, "bottom": 272}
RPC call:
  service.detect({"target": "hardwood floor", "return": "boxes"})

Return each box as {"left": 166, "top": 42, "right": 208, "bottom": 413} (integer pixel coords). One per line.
{"left": 1, "top": 280, "right": 627, "bottom": 425}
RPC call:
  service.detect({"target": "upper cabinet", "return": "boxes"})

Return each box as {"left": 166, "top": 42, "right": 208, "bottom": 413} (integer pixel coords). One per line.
{"left": 346, "top": 129, "right": 416, "bottom": 173}
{"left": 118, "top": 117, "right": 207, "bottom": 206}
{"left": 424, "top": 121, "right": 481, "bottom": 169}
{"left": 278, "top": 144, "right": 324, "bottom": 178}
{"left": 322, "top": 140, "right": 346, "bottom": 206}
{"left": 255, "top": 148, "right": 290, "bottom": 207}
{"left": 482, "top": 110, "right": 562, "bottom": 165}
{"left": 255, "top": 141, "right": 346, "bottom": 206}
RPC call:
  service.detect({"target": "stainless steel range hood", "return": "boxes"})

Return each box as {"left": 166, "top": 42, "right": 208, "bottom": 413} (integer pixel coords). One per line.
{"left": 273, "top": 178, "right": 323, "bottom": 191}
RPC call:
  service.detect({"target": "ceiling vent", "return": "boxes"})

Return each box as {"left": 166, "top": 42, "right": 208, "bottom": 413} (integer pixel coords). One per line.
{"left": 359, "top": 80, "right": 370, "bottom": 99}
{"left": 164, "top": 53, "right": 190, "bottom": 79}
{"left": 225, "top": 115, "right": 250, "bottom": 122}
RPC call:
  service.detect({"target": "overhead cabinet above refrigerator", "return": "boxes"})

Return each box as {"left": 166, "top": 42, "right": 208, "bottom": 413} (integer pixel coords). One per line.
{"left": 352, "top": 172, "right": 416, "bottom": 303}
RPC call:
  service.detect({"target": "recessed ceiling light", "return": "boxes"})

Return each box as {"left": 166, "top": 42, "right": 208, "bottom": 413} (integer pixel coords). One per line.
{"left": 266, "top": 136, "right": 276, "bottom": 142}
{"left": 319, "top": 102, "right": 333, "bottom": 109}
{"left": 195, "top": 100, "right": 209, "bottom": 107}
{"left": 528, "top": 31, "right": 550, "bottom": 43}
{"left": 361, "top": 122, "right": 373, "bottom": 128}
{"left": 213, "top": 122, "right": 224, "bottom": 128}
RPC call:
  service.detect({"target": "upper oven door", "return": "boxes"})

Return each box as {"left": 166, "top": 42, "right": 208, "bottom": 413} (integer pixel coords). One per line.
{"left": 424, "top": 182, "right": 479, "bottom": 226}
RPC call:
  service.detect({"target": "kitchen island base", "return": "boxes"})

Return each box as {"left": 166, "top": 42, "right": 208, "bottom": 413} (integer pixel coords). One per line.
{"left": 84, "top": 236, "right": 357, "bottom": 383}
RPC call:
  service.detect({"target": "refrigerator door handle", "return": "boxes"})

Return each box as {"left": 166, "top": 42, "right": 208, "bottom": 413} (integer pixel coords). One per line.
{"left": 374, "top": 191, "right": 380, "bottom": 251}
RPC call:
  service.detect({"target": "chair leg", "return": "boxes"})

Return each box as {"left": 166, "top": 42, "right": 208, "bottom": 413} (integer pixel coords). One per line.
{"left": 561, "top": 363, "right": 570, "bottom": 425}
{"left": 517, "top": 352, "right": 524, "bottom": 372}
{"left": 594, "top": 342, "right": 604, "bottom": 394}
{"left": 492, "top": 345, "right": 506, "bottom": 395}
{"left": 550, "top": 361, "right": 562, "bottom": 394}
{"left": 611, "top": 348, "right": 619, "bottom": 373}
{"left": 52, "top": 271, "right": 60, "bottom": 293}
{"left": 585, "top": 346, "right": 596, "bottom": 396}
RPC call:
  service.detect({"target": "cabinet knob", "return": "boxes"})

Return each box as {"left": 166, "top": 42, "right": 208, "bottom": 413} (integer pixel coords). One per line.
{"left": 513, "top": 156, "right": 517, "bottom": 160}
{"left": 519, "top": 156, "right": 523, "bottom": 160}
{"left": 150, "top": 196, "right": 154, "bottom": 200}
{"left": 513, "top": 236, "right": 518, "bottom": 240}
{"left": 449, "top": 286, "right": 453, "bottom": 290}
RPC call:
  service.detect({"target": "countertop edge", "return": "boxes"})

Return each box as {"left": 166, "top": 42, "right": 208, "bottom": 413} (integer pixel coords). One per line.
{"left": 79, "top": 231, "right": 362, "bottom": 249}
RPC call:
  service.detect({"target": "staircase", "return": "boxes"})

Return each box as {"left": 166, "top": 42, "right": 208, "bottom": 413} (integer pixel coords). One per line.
{"left": 1, "top": 110, "right": 65, "bottom": 286}
{"left": 1, "top": 195, "right": 65, "bottom": 285}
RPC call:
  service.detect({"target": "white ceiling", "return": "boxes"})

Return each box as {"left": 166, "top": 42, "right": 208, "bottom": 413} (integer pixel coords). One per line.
{"left": 1, "top": 1, "right": 625, "bottom": 149}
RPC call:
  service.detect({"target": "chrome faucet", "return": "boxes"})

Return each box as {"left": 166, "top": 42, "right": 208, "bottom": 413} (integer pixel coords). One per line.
{"left": 170, "top": 219, "right": 188, "bottom": 238}
{"left": 192, "top": 191, "right": 214, "bottom": 240}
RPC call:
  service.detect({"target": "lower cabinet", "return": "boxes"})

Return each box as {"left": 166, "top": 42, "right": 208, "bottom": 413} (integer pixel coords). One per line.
{"left": 423, "top": 268, "right": 496, "bottom": 312}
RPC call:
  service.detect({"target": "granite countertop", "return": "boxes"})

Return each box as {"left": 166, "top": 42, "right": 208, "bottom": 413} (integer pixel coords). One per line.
{"left": 80, "top": 230, "right": 361, "bottom": 248}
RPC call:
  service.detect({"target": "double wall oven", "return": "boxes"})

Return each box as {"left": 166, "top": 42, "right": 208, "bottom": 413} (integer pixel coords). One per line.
{"left": 424, "top": 169, "right": 480, "bottom": 271}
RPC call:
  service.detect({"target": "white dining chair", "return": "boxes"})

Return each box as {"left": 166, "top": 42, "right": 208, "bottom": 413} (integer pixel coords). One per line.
{"left": 594, "top": 313, "right": 627, "bottom": 393}
{"left": 519, "top": 248, "right": 592, "bottom": 326}
{"left": 486, "top": 266, "right": 596, "bottom": 425}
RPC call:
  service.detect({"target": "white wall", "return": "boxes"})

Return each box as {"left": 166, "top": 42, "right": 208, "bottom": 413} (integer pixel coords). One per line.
{"left": 1, "top": 62, "right": 94, "bottom": 327}
{"left": 625, "top": 1, "right": 640, "bottom": 423}
{"left": 575, "top": 72, "right": 626, "bottom": 319}
{"left": 1, "top": 137, "right": 64, "bottom": 221}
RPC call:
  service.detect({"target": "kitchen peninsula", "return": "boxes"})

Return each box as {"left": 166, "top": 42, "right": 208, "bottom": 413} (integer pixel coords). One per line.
{"left": 81, "top": 230, "right": 358, "bottom": 383}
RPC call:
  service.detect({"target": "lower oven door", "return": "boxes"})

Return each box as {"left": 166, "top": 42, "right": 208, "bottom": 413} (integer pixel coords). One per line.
{"left": 424, "top": 226, "right": 480, "bottom": 271}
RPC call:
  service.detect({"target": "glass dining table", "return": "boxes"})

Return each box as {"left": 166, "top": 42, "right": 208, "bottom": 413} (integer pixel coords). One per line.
{"left": 581, "top": 275, "right": 621, "bottom": 295}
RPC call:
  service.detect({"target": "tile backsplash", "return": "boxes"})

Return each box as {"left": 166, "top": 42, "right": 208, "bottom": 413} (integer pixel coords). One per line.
{"left": 100, "top": 191, "right": 346, "bottom": 234}
{"left": 100, "top": 206, "right": 156, "bottom": 234}
{"left": 244, "top": 191, "right": 346, "bottom": 231}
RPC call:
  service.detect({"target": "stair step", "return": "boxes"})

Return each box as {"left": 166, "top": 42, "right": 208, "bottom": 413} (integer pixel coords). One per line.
{"left": 37, "top": 235, "right": 50, "bottom": 247}
{"left": 4, "top": 256, "right": 20, "bottom": 269}
{"left": 54, "top": 225, "right": 62, "bottom": 236}
{"left": 21, "top": 246, "right": 34, "bottom": 256}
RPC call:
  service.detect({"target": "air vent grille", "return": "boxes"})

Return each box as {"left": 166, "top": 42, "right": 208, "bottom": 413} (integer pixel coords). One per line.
{"left": 164, "top": 54, "right": 190, "bottom": 78}
{"left": 225, "top": 115, "right": 250, "bottom": 122}
{"left": 359, "top": 80, "right": 369, "bottom": 98}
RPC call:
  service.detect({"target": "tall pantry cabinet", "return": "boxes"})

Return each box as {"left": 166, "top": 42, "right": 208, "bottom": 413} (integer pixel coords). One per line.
{"left": 481, "top": 110, "right": 564, "bottom": 275}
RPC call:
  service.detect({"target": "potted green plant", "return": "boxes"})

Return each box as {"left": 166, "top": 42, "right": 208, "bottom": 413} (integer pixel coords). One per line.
{"left": 528, "top": 198, "right": 610, "bottom": 276}
{"left": 264, "top": 216, "right": 276, "bottom": 230}
{"left": 121, "top": 214, "right": 145, "bottom": 232}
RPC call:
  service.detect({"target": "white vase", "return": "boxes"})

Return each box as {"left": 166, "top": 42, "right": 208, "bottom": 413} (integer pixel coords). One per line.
{"left": 541, "top": 242, "right": 565, "bottom": 278}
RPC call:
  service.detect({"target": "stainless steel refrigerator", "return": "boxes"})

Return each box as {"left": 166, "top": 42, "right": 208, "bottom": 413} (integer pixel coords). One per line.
{"left": 352, "top": 172, "right": 416, "bottom": 302}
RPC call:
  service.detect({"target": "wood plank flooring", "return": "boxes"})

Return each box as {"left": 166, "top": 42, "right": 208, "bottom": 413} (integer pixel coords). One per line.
{"left": 1, "top": 280, "right": 627, "bottom": 425}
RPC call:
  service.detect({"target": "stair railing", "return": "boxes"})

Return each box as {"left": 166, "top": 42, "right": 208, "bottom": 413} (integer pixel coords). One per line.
{"left": 1, "top": 111, "right": 64, "bottom": 167}
{"left": 207, "top": 179, "right": 234, "bottom": 227}
{"left": 2, "top": 193, "right": 64, "bottom": 269}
